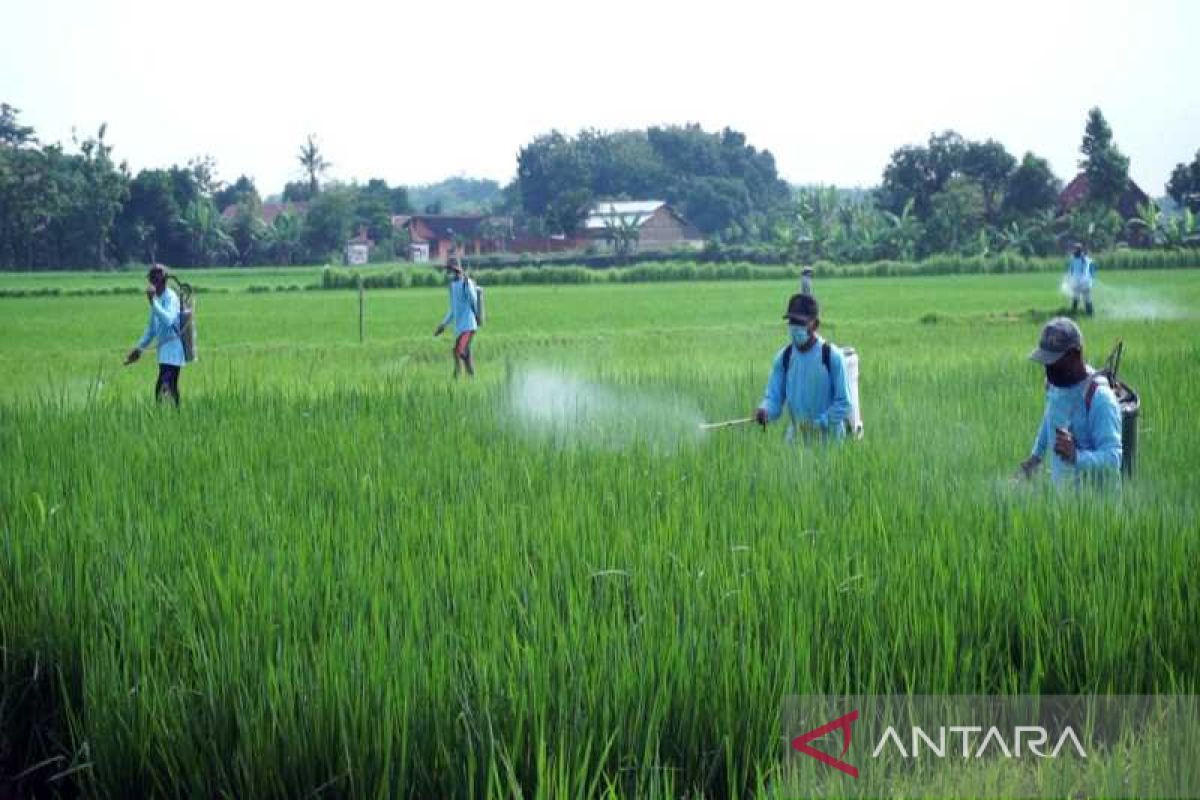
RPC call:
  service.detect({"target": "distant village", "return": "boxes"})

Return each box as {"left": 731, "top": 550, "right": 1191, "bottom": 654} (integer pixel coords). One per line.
{"left": 223, "top": 199, "right": 705, "bottom": 266}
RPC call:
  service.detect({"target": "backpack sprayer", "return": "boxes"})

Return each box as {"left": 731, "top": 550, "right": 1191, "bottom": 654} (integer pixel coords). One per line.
{"left": 168, "top": 274, "right": 198, "bottom": 363}
{"left": 1097, "top": 339, "right": 1139, "bottom": 476}
{"left": 459, "top": 255, "right": 486, "bottom": 326}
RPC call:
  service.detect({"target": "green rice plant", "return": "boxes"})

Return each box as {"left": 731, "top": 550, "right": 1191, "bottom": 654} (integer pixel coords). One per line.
{"left": 0, "top": 269, "right": 1197, "bottom": 797}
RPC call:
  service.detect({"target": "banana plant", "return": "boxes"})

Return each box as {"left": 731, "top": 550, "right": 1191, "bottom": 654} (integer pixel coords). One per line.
{"left": 1163, "top": 207, "right": 1198, "bottom": 249}
{"left": 601, "top": 210, "right": 642, "bottom": 259}
{"left": 998, "top": 221, "right": 1035, "bottom": 257}
{"left": 182, "top": 199, "right": 234, "bottom": 266}
{"left": 1125, "top": 201, "right": 1164, "bottom": 247}
{"left": 883, "top": 198, "right": 921, "bottom": 260}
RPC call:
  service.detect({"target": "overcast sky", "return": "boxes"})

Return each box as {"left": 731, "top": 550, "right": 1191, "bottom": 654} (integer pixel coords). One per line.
{"left": 4, "top": 0, "right": 1197, "bottom": 197}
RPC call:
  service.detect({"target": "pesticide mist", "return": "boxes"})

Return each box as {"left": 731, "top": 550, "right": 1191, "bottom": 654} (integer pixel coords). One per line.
{"left": 1094, "top": 281, "right": 1193, "bottom": 320}
{"left": 507, "top": 366, "right": 704, "bottom": 451}
{"left": 1059, "top": 278, "right": 1192, "bottom": 320}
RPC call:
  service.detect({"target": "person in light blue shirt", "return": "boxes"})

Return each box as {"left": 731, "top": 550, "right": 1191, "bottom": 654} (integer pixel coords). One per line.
{"left": 1018, "top": 317, "right": 1122, "bottom": 486}
{"left": 753, "top": 293, "right": 852, "bottom": 441}
{"left": 1064, "top": 242, "right": 1096, "bottom": 316}
{"left": 433, "top": 257, "right": 480, "bottom": 378}
{"left": 124, "top": 264, "right": 185, "bottom": 405}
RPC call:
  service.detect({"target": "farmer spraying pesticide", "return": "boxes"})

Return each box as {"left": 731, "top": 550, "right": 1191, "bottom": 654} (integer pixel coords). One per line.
{"left": 433, "top": 257, "right": 483, "bottom": 378}
{"left": 1064, "top": 243, "right": 1096, "bottom": 316}
{"left": 752, "top": 293, "right": 854, "bottom": 441}
{"left": 123, "top": 263, "right": 190, "bottom": 406}
{"left": 1017, "top": 317, "right": 1122, "bottom": 487}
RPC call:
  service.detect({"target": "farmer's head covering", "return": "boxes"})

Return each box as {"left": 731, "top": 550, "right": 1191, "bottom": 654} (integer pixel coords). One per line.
{"left": 146, "top": 263, "right": 168, "bottom": 283}
{"left": 1029, "top": 317, "right": 1083, "bottom": 365}
{"left": 783, "top": 293, "right": 820, "bottom": 324}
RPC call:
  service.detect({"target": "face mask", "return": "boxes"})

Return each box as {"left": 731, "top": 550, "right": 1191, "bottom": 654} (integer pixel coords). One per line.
{"left": 1045, "top": 360, "right": 1076, "bottom": 388}
{"left": 789, "top": 324, "right": 812, "bottom": 348}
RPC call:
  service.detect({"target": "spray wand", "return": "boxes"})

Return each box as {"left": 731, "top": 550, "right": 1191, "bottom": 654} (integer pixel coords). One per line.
{"left": 699, "top": 417, "right": 764, "bottom": 431}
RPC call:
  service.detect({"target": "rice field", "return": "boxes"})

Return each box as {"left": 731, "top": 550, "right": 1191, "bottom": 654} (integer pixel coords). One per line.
{"left": 1, "top": 269, "right": 1198, "bottom": 797}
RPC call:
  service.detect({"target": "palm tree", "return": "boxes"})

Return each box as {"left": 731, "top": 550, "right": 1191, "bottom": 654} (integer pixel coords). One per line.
{"left": 298, "top": 134, "right": 330, "bottom": 196}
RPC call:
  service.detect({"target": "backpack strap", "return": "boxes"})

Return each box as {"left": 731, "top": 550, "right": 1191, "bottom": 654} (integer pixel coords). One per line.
{"left": 779, "top": 342, "right": 835, "bottom": 403}
{"left": 779, "top": 344, "right": 793, "bottom": 402}
{"left": 1084, "top": 374, "right": 1107, "bottom": 413}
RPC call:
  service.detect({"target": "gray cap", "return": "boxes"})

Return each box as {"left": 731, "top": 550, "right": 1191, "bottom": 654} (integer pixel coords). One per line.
{"left": 1029, "top": 317, "right": 1083, "bottom": 364}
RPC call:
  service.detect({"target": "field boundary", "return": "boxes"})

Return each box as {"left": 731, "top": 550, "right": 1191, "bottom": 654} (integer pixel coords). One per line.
{"left": 2, "top": 249, "right": 1199, "bottom": 297}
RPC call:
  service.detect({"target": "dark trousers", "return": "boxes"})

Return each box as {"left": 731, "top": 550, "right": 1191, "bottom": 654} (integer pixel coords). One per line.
{"left": 155, "top": 364, "right": 181, "bottom": 406}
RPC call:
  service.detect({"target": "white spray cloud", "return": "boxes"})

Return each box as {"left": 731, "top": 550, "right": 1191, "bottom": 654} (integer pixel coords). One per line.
{"left": 506, "top": 367, "right": 705, "bottom": 452}
{"left": 1056, "top": 278, "right": 1191, "bottom": 320}
{"left": 1092, "top": 281, "right": 1193, "bottom": 321}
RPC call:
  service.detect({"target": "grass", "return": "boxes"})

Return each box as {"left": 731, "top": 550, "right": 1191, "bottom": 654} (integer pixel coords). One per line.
{"left": 1, "top": 269, "right": 1197, "bottom": 797}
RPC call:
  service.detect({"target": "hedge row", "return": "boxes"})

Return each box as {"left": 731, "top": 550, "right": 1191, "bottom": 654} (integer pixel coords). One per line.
{"left": 316, "top": 248, "right": 1200, "bottom": 291}
{"left": 3, "top": 249, "right": 1196, "bottom": 299}
{"left": 459, "top": 244, "right": 1200, "bottom": 271}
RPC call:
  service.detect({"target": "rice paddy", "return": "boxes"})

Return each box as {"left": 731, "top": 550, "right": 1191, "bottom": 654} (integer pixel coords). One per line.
{"left": 1, "top": 268, "right": 1197, "bottom": 797}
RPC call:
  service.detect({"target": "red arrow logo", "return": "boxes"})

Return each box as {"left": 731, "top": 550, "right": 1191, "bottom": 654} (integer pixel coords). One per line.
{"left": 790, "top": 709, "right": 859, "bottom": 778}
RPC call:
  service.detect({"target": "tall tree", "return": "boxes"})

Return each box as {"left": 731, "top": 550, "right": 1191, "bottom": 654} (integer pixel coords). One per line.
{"left": 214, "top": 174, "right": 259, "bottom": 212}
{"left": 1079, "top": 107, "right": 1130, "bottom": 210}
{"left": 1001, "top": 152, "right": 1061, "bottom": 221}
{"left": 1166, "top": 149, "right": 1200, "bottom": 213}
{"left": 926, "top": 176, "right": 986, "bottom": 254}
{"left": 514, "top": 124, "right": 787, "bottom": 237}
{"left": 0, "top": 103, "right": 36, "bottom": 147}
{"left": 878, "top": 131, "right": 968, "bottom": 221}
{"left": 282, "top": 180, "right": 314, "bottom": 203}
{"left": 298, "top": 134, "right": 330, "bottom": 196}
{"left": 960, "top": 139, "right": 1016, "bottom": 222}
{"left": 68, "top": 124, "right": 130, "bottom": 267}
{"left": 114, "top": 169, "right": 183, "bottom": 263}
{"left": 302, "top": 184, "right": 354, "bottom": 258}
{"left": 224, "top": 194, "right": 264, "bottom": 265}
{"left": 355, "top": 179, "right": 398, "bottom": 244}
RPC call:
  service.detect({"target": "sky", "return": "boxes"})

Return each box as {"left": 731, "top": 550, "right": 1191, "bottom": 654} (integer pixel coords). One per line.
{"left": 3, "top": 0, "right": 1197, "bottom": 197}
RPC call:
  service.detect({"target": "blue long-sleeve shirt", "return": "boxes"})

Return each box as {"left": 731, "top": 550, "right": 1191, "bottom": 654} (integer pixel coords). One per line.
{"left": 758, "top": 337, "right": 852, "bottom": 440}
{"left": 1065, "top": 255, "right": 1095, "bottom": 288}
{"left": 440, "top": 277, "right": 479, "bottom": 335}
{"left": 1031, "top": 368, "right": 1122, "bottom": 485}
{"left": 134, "top": 288, "right": 185, "bottom": 366}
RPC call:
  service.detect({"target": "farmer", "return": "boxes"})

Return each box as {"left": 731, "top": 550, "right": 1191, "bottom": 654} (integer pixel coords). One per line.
{"left": 1064, "top": 242, "right": 1095, "bottom": 316}
{"left": 433, "top": 257, "right": 480, "bottom": 378}
{"left": 1017, "top": 317, "right": 1122, "bottom": 485}
{"left": 753, "top": 293, "right": 851, "bottom": 441}
{"left": 124, "top": 263, "right": 185, "bottom": 405}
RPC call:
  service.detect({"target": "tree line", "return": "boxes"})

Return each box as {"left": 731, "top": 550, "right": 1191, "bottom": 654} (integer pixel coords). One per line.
{"left": 0, "top": 114, "right": 420, "bottom": 269}
{"left": 0, "top": 102, "right": 1196, "bottom": 271}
